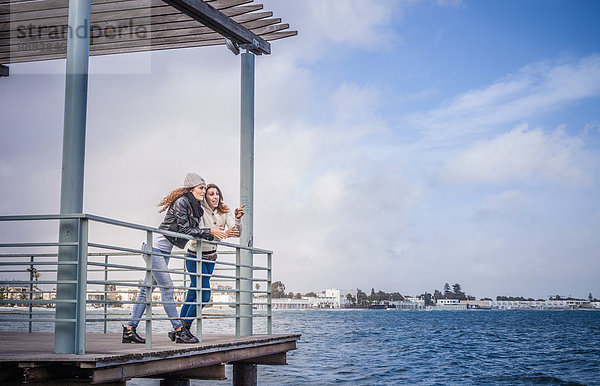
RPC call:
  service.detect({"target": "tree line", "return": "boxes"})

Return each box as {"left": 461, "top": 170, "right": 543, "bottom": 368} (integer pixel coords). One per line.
{"left": 270, "top": 281, "right": 598, "bottom": 305}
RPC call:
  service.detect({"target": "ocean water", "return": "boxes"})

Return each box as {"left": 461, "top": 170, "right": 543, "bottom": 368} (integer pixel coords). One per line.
{"left": 195, "top": 309, "right": 600, "bottom": 385}
{"left": 3, "top": 308, "right": 599, "bottom": 384}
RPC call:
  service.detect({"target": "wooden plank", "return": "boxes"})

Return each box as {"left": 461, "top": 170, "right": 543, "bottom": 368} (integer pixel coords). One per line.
{"left": 0, "top": 3, "right": 263, "bottom": 35}
{"left": 260, "top": 30, "right": 297, "bottom": 42}
{"left": 0, "top": 24, "right": 296, "bottom": 63}
{"left": 249, "top": 22, "right": 287, "bottom": 36}
{"left": 1, "top": 21, "right": 287, "bottom": 59}
{"left": 2, "top": 0, "right": 256, "bottom": 24}
{"left": 0, "top": 15, "right": 281, "bottom": 45}
{"left": 209, "top": 0, "right": 252, "bottom": 11}
{"left": 92, "top": 341, "right": 297, "bottom": 383}
{"left": 236, "top": 352, "right": 286, "bottom": 365}
{"left": 0, "top": 332, "right": 301, "bottom": 363}
{"left": 162, "top": 0, "right": 270, "bottom": 54}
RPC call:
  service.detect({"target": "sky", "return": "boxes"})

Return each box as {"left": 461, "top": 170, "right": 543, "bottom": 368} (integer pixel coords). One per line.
{"left": 1, "top": 0, "right": 600, "bottom": 300}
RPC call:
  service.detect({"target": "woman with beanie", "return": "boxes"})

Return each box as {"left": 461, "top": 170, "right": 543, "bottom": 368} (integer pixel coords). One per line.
{"left": 122, "top": 173, "right": 227, "bottom": 344}
{"left": 178, "top": 183, "right": 245, "bottom": 332}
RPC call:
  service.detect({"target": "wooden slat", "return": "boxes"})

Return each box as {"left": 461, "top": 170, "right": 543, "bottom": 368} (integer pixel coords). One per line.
{"left": 1, "top": 0, "right": 256, "bottom": 24}
{"left": 249, "top": 22, "right": 286, "bottom": 36}
{"left": 0, "top": 0, "right": 296, "bottom": 63}
{"left": 0, "top": 15, "right": 282, "bottom": 48}
{"left": 260, "top": 30, "right": 297, "bottom": 42}
{"left": 208, "top": 0, "right": 252, "bottom": 10}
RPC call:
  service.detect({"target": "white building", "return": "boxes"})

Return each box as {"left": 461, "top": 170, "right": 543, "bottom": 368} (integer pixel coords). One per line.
{"left": 325, "top": 288, "right": 357, "bottom": 308}
{"left": 435, "top": 299, "right": 467, "bottom": 310}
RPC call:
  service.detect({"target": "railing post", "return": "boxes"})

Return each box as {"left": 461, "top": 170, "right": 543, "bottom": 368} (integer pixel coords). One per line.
{"left": 196, "top": 239, "right": 202, "bottom": 342}
{"left": 144, "top": 231, "right": 153, "bottom": 349}
{"left": 103, "top": 254, "right": 108, "bottom": 334}
{"left": 267, "top": 253, "right": 272, "bottom": 335}
{"left": 28, "top": 256, "right": 34, "bottom": 333}
{"left": 75, "top": 217, "right": 88, "bottom": 355}
{"left": 235, "top": 248, "right": 241, "bottom": 339}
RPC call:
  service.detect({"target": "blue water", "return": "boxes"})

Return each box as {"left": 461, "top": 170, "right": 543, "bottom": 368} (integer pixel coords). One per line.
{"left": 192, "top": 309, "right": 600, "bottom": 385}
{"left": 4, "top": 308, "right": 598, "bottom": 384}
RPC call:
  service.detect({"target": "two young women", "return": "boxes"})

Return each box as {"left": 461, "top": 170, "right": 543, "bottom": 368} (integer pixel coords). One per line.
{"left": 122, "top": 173, "right": 243, "bottom": 344}
{"left": 178, "top": 183, "right": 244, "bottom": 332}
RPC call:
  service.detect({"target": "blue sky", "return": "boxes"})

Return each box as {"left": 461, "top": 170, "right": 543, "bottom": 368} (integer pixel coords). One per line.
{"left": 1, "top": 0, "right": 600, "bottom": 299}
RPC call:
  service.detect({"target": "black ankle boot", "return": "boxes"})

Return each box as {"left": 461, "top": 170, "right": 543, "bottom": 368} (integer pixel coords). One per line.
{"left": 169, "top": 321, "right": 193, "bottom": 341}
{"left": 122, "top": 325, "right": 145, "bottom": 344}
{"left": 174, "top": 327, "right": 199, "bottom": 344}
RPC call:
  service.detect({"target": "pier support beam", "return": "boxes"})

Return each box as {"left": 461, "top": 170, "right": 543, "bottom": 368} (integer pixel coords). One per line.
{"left": 55, "top": 0, "right": 91, "bottom": 355}
{"left": 0, "top": 64, "right": 8, "bottom": 77}
{"left": 232, "top": 363, "right": 257, "bottom": 386}
{"left": 239, "top": 51, "right": 255, "bottom": 337}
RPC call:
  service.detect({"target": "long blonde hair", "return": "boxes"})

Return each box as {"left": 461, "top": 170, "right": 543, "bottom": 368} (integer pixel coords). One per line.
{"left": 158, "top": 187, "right": 190, "bottom": 213}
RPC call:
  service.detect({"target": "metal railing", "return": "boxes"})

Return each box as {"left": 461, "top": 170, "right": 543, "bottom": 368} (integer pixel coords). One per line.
{"left": 0, "top": 213, "right": 273, "bottom": 354}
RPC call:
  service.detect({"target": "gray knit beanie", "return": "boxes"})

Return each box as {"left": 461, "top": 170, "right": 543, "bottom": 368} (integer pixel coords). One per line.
{"left": 183, "top": 173, "right": 206, "bottom": 188}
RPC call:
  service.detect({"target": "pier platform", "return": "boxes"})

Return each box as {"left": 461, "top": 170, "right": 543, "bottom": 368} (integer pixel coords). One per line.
{"left": 0, "top": 332, "right": 300, "bottom": 385}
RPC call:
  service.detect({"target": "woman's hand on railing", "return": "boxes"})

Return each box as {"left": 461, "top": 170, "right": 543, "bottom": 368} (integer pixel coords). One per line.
{"left": 210, "top": 226, "right": 227, "bottom": 240}
{"left": 225, "top": 225, "right": 240, "bottom": 238}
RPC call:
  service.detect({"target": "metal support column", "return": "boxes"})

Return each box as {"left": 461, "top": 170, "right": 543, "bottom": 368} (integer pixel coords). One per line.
{"left": 239, "top": 51, "right": 254, "bottom": 336}
{"left": 55, "top": 0, "right": 91, "bottom": 354}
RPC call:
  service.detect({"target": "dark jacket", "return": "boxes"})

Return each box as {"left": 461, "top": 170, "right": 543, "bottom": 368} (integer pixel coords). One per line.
{"left": 158, "top": 193, "right": 213, "bottom": 249}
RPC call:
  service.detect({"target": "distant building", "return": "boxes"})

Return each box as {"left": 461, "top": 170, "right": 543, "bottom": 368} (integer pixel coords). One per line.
{"left": 254, "top": 297, "right": 309, "bottom": 310}
{"left": 435, "top": 299, "right": 467, "bottom": 310}
{"left": 389, "top": 297, "right": 425, "bottom": 309}
{"left": 325, "top": 288, "right": 357, "bottom": 308}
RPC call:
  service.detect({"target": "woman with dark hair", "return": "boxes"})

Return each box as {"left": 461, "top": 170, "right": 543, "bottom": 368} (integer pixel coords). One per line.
{"left": 122, "top": 173, "right": 226, "bottom": 344}
{"left": 178, "top": 183, "right": 245, "bottom": 331}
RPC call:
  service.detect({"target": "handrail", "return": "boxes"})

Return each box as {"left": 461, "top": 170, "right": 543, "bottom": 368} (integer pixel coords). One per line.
{"left": 0, "top": 213, "right": 273, "bottom": 354}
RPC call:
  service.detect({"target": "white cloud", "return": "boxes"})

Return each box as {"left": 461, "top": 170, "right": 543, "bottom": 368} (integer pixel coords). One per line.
{"left": 410, "top": 55, "right": 600, "bottom": 139}
{"left": 443, "top": 124, "right": 592, "bottom": 186}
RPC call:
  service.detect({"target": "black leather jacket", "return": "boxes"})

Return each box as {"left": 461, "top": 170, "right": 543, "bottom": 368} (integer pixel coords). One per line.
{"left": 158, "top": 193, "right": 213, "bottom": 249}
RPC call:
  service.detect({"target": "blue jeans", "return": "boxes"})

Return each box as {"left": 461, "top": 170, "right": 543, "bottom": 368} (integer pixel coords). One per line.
{"left": 128, "top": 247, "right": 182, "bottom": 329}
{"left": 180, "top": 253, "right": 215, "bottom": 324}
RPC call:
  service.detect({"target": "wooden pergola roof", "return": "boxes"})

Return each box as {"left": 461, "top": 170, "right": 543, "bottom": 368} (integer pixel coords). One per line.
{"left": 0, "top": 0, "right": 297, "bottom": 66}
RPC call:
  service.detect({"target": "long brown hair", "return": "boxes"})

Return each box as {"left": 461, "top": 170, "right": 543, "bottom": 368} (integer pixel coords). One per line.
{"left": 206, "top": 184, "right": 229, "bottom": 214}
{"left": 158, "top": 187, "right": 190, "bottom": 213}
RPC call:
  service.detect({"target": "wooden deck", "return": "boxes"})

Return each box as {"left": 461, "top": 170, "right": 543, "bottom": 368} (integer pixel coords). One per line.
{"left": 0, "top": 332, "right": 300, "bottom": 384}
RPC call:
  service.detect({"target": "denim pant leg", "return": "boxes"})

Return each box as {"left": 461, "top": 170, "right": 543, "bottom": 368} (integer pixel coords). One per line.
{"left": 127, "top": 268, "right": 157, "bottom": 328}
{"left": 180, "top": 255, "right": 198, "bottom": 324}
{"left": 151, "top": 249, "right": 182, "bottom": 329}
{"left": 181, "top": 256, "right": 215, "bottom": 324}
{"left": 127, "top": 248, "right": 182, "bottom": 329}
{"left": 202, "top": 260, "right": 215, "bottom": 304}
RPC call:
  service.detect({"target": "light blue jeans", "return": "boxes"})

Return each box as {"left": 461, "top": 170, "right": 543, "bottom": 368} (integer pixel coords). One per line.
{"left": 127, "top": 247, "right": 182, "bottom": 329}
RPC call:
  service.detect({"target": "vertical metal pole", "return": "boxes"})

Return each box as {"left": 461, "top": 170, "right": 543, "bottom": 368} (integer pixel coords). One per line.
{"left": 103, "top": 254, "right": 108, "bottom": 334}
{"left": 75, "top": 218, "right": 88, "bottom": 355}
{"left": 235, "top": 248, "right": 241, "bottom": 339}
{"left": 145, "top": 231, "right": 153, "bottom": 349}
{"left": 55, "top": 0, "right": 91, "bottom": 354}
{"left": 240, "top": 51, "right": 254, "bottom": 337}
{"left": 28, "top": 256, "right": 34, "bottom": 333}
{"left": 195, "top": 239, "right": 202, "bottom": 342}
{"left": 267, "top": 253, "right": 272, "bottom": 335}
